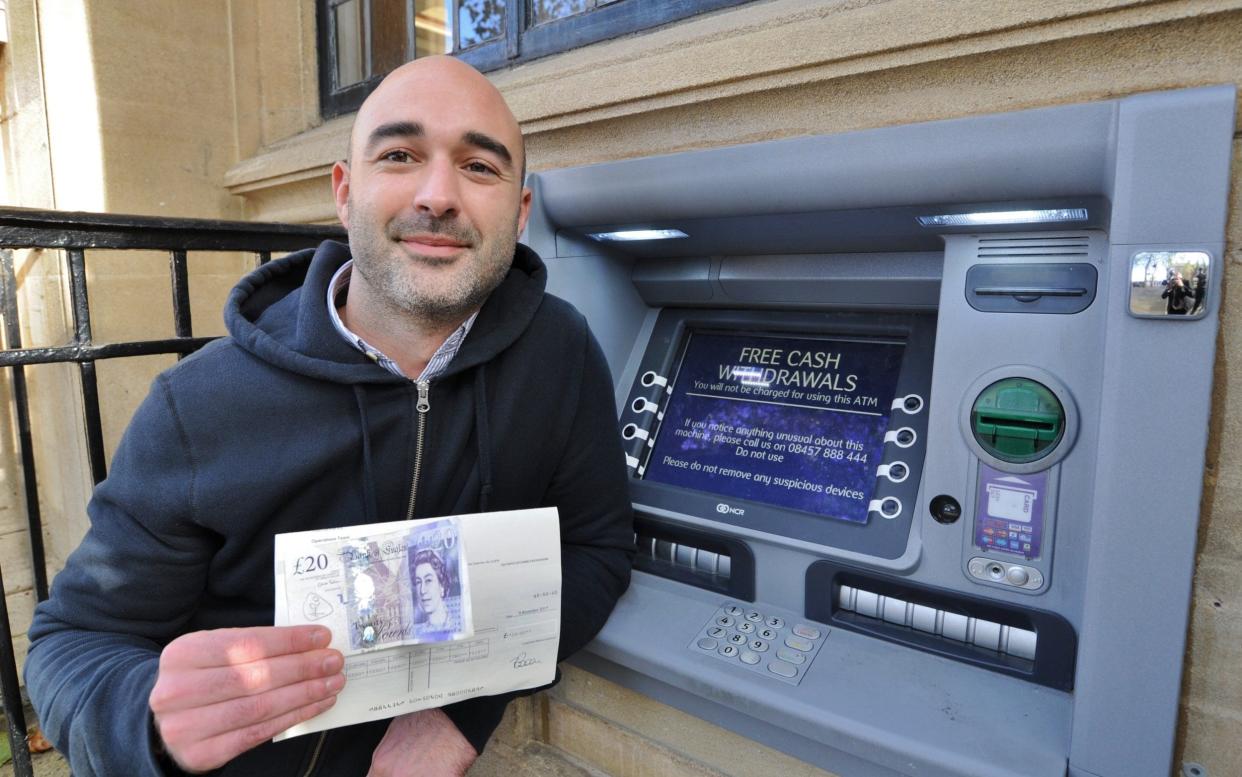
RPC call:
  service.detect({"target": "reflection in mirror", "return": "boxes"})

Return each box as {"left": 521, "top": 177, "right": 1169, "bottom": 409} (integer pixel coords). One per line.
{"left": 1129, "top": 251, "right": 1210, "bottom": 318}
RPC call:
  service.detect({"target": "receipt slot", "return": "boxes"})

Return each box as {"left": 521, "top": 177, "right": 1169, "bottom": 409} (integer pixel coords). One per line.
{"left": 523, "top": 85, "right": 1234, "bottom": 777}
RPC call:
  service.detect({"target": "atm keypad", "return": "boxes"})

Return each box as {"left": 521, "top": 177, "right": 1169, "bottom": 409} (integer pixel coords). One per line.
{"left": 690, "top": 601, "right": 827, "bottom": 686}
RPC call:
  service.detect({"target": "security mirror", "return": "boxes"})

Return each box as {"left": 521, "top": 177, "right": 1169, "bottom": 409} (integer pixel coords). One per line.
{"left": 1130, "top": 251, "right": 1210, "bottom": 318}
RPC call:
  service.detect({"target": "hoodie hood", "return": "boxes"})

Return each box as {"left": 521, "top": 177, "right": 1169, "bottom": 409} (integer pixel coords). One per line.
{"left": 224, "top": 239, "right": 549, "bottom": 384}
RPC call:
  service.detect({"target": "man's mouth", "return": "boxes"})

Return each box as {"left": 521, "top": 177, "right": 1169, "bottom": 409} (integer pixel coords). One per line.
{"left": 398, "top": 233, "right": 471, "bottom": 258}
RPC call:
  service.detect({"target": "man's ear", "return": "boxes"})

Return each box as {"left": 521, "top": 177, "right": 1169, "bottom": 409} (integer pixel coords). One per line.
{"left": 332, "top": 161, "right": 351, "bottom": 228}
{"left": 516, "top": 186, "right": 533, "bottom": 238}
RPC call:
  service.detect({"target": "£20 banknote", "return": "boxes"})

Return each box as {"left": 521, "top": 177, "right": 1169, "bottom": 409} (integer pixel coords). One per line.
{"left": 277, "top": 516, "right": 473, "bottom": 654}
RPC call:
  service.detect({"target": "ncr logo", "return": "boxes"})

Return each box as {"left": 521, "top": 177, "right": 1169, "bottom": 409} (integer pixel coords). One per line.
{"left": 717, "top": 503, "right": 745, "bottom": 516}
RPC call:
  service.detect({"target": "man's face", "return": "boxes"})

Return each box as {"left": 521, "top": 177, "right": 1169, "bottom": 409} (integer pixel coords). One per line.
{"left": 413, "top": 562, "right": 444, "bottom": 612}
{"left": 333, "top": 58, "right": 531, "bottom": 327}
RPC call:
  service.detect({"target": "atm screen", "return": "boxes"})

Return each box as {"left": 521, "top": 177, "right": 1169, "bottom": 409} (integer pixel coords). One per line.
{"left": 644, "top": 331, "right": 906, "bottom": 523}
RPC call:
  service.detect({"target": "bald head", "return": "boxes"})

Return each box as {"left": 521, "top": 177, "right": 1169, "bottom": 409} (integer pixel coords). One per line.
{"left": 348, "top": 56, "right": 525, "bottom": 182}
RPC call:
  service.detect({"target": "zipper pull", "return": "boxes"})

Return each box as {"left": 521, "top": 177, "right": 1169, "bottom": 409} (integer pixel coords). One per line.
{"left": 416, "top": 380, "right": 431, "bottom": 413}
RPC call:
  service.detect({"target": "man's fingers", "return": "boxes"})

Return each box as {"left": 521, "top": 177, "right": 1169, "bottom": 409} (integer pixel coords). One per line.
{"left": 157, "top": 673, "right": 345, "bottom": 746}
{"left": 150, "top": 649, "right": 344, "bottom": 713}
{"left": 164, "top": 695, "right": 339, "bottom": 774}
{"left": 160, "top": 626, "right": 332, "bottom": 669}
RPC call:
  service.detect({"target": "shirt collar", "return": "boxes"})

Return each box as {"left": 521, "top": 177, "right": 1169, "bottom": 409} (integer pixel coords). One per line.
{"left": 326, "top": 260, "right": 477, "bottom": 381}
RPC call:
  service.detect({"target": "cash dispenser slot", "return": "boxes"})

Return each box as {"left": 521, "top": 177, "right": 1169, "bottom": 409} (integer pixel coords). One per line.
{"left": 633, "top": 514, "right": 756, "bottom": 601}
{"left": 806, "top": 560, "right": 1076, "bottom": 690}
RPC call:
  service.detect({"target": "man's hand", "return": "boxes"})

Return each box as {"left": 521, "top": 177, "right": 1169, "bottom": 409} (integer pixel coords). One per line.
{"left": 149, "top": 625, "right": 345, "bottom": 773}
{"left": 368, "top": 708, "right": 477, "bottom": 777}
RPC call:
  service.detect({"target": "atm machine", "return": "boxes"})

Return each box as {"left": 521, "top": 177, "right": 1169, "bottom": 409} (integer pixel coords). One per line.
{"left": 522, "top": 85, "right": 1236, "bottom": 777}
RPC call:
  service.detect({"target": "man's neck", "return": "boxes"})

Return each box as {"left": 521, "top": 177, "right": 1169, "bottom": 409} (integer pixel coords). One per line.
{"left": 339, "top": 283, "right": 475, "bottom": 380}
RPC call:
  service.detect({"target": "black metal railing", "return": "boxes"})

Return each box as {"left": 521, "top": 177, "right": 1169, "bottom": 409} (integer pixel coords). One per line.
{"left": 0, "top": 207, "right": 345, "bottom": 776}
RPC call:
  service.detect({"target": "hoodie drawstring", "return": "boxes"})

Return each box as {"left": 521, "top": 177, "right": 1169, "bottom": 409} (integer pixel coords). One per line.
{"left": 473, "top": 365, "right": 494, "bottom": 513}
{"left": 353, "top": 385, "right": 379, "bottom": 524}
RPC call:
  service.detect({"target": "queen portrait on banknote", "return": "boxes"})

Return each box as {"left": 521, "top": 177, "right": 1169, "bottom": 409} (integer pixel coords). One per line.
{"left": 410, "top": 548, "right": 461, "bottom": 635}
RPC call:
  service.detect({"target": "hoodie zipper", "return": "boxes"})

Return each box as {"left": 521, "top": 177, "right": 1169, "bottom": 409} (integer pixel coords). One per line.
{"left": 300, "top": 384, "right": 427, "bottom": 776}
{"left": 406, "top": 380, "right": 430, "bottom": 521}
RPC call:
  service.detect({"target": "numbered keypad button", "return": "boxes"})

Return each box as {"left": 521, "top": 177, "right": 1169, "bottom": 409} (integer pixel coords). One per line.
{"left": 749, "top": 639, "right": 769, "bottom": 652}
{"left": 759, "top": 627, "right": 777, "bottom": 640}
{"left": 716, "top": 615, "right": 735, "bottom": 627}
{"left": 765, "top": 616, "right": 784, "bottom": 628}
{"left": 720, "top": 644, "right": 739, "bottom": 658}
{"left": 724, "top": 604, "right": 744, "bottom": 616}
{"left": 728, "top": 633, "right": 747, "bottom": 645}
{"left": 737, "top": 621, "right": 755, "bottom": 634}
{"left": 707, "top": 626, "right": 726, "bottom": 638}
{"left": 745, "top": 610, "right": 763, "bottom": 622}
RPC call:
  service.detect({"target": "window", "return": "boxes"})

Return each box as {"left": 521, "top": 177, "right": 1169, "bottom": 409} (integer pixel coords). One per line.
{"left": 317, "top": 0, "right": 753, "bottom": 118}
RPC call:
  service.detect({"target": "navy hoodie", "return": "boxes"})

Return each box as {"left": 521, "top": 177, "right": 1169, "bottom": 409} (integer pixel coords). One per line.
{"left": 25, "top": 240, "right": 634, "bottom": 776}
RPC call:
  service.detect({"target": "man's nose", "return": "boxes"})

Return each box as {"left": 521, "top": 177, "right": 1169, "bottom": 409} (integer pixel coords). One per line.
{"left": 414, "top": 158, "right": 460, "bottom": 218}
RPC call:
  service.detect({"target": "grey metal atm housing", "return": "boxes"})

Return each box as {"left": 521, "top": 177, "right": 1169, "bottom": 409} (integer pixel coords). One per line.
{"left": 522, "top": 85, "right": 1236, "bottom": 777}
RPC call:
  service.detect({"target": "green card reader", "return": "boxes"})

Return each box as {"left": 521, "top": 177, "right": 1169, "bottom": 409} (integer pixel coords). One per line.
{"left": 971, "top": 378, "right": 1065, "bottom": 464}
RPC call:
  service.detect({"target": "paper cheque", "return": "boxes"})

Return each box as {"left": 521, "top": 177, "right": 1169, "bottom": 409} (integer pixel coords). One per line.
{"left": 273, "top": 507, "right": 561, "bottom": 739}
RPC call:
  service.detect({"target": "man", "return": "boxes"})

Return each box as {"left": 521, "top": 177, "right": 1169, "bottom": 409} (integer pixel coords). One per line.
{"left": 25, "top": 56, "right": 634, "bottom": 776}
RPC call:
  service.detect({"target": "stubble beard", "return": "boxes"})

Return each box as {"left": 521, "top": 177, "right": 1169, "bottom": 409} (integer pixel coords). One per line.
{"left": 348, "top": 199, "right": 518, "bottom": 329}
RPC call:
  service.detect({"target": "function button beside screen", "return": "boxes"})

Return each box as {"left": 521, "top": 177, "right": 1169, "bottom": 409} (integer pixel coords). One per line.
{"left": 776, "top": 648, "right": 806, "bottom": 665}
{"left": 886, "top": 427, "right": 917, "bottom": 447}
{"left": 879, "top": 497, "right": 902, "bottom": 519}
{"left": 792, "top": 624, "right": 822, "bottom": 640}
{"left": 784, "top": 636, "right": 814, "bottom": 652}
{"left": 621, "top": 423, "right": 648, "bottom": 441}
{"left": 640, "top": 370, "right": 668, "bottom": 388}
{"left": 696, "top": 637, "right": 718, "bottom": 651}
{"left": 765, "top": 616, "right": 784, "bottom": 628}
{"left": 739, "top": 650, "right": 761, "bottom": 665}
{"left": 883, "top": 462, "right": 909, "bottom": 482}
{"left": 719, "top": 644, "right": 739, "bottom": 657}
{"left": 767, "top": 661, "right": 799, "bottom": 678}
{"left": 900, "top": 394, "right": 925, "bottom": 414}
{"left": 737, "top": 621, "right": 755, "bottom": 634}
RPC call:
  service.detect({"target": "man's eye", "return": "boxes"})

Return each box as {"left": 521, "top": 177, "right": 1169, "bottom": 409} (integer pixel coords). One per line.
{"left": 464, "top": 161, "right": 497, "bottom": 176}
{"left": 380, "top": 150, "right": 413, "bottom": 163}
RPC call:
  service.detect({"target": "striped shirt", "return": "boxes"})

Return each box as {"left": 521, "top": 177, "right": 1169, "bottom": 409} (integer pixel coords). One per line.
{"left": 327, "top": 261, "right": 476, "bottom": 381}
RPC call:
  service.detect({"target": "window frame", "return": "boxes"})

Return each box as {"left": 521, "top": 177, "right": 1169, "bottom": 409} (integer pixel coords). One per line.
{"left": 316, "top": 0, "right": 753, "bottom": 119}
